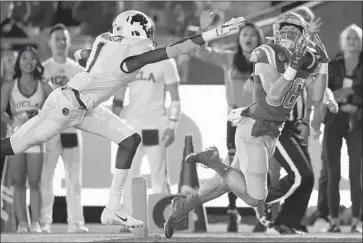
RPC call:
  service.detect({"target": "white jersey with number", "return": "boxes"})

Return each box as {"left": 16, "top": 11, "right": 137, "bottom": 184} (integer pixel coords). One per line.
{"left": 68, "top": 32, "right": 155, "bottom": 109}
{"left": 122, "top": 58, "right": 180, "bottom": 123}
{"left": 42, "top": 57, "right": 85, "bottom": 133}
{"left": 8, "top": 79, "right": 44, "bottom": 133}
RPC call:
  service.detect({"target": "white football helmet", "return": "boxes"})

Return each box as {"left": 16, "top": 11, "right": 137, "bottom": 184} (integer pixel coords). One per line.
{"left": 112, "top": 10, "right": 155, "bottom": 41}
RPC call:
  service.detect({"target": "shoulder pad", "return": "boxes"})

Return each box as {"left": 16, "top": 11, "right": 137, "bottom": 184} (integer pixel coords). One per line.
{"left": 129, "top": 37, "right": 155, "bottom": 56}
{"left": 99, "top": 32, "right": 113, "bottom": 41}
{"left": 250, "top": 44, "right": 278, "bottom": 69}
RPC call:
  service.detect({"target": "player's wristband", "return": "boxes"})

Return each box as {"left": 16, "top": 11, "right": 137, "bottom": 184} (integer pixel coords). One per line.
{"left": 318, "top": 63, "right": 328, "bottom": 75}
{"left": 169, "top": 101, "right": 181, "bottom": 120}
{"left": 168, "top": 101, "right": 181, "bottom": 130}
{"left": 283, "top": 66, "right": 298, "bottom": 81}
{"left": 201, "top": 28, "right": 219, "bottom": 41}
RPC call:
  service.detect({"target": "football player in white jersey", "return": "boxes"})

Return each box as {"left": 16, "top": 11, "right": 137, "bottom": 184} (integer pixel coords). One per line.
{"left": 1, "top": 10, "right": 245, "bottom": 228}
{"left": 112, "top": 57, "right": 181, "bottom": 215}
{"left": 1, "top": 46, "right": 53, "bottom": 233}
{"left": 40, "top": 23, "right": 88, "bottom": 233}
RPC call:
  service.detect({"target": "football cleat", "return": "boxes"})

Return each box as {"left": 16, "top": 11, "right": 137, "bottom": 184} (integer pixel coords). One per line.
{"left": 101, "top": 207, "right": 144, "bottom": 228}
{"left": 185, "top": 146, "right": 221, "bottom": 169}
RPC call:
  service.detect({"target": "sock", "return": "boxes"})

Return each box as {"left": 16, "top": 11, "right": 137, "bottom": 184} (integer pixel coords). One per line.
{"left": 107, "top": 168, "right": 129, "bottom": 211}
{"left": 210, "top": 160, "right": 233, "bottom": 179}
{"left": 1, "top": 138, "right": 15, "bottom": 157}
{"left": 181, "top": 192, "right": 203, "bottom": 216}
{"left": 228, "top": 192, "right": 237, "bottom": 209}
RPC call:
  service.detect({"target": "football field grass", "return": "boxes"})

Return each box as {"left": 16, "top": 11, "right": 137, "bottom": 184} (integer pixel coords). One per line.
{"left": 1, "top": 224, "right": 362, "bottom": 243}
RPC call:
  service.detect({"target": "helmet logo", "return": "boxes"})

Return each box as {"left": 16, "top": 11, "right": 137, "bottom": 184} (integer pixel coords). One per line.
{"left": 278, "top": 53, "right": 286, "bottom": 62}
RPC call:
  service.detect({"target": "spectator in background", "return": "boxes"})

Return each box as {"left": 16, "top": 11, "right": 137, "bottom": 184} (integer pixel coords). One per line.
{"left": 294, "top": 6, "right": 335, "bottom": 233}
{"left": 193, "top": 10, "right": 264, "bottom": 232}
{"left": 40, "top": 24, "right": 87, "bottom": 233}
{"left": 0, "top": 50, "right": 18, "bottom": 178}
{"left": 1, "top": 49, "right": 18, "bottom": 83}
{"left": 1, "top": 1, "right": 28, "bottom": 38}
{"left": 320, "top": 24, "right": 362, "bottom": 233}
{"left": 112, "top": 56, "right": 181, "bottom": 225}
{"left": 72, "top": 1, "right": 122, "bottom": 36}
{"left": 0, "top": 46, "right": 53, "bottom": 233}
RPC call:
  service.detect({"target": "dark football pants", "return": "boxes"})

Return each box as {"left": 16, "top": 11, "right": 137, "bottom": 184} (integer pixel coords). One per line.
{"left": 226, "top": 121, "right": 238, "bottom": 209}
{"left": 321, "top": 115, "right": 362, "bottom": 219}
{"left": 266, "top": 125, "right": 314, "bottom": 228}
{"left": 317, "top": 150, "right": 329, "bottom": 219}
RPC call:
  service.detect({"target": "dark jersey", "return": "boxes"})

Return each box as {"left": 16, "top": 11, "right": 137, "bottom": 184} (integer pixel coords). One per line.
{"left": 248, "top": 44, "right": 319, "bottom": 122}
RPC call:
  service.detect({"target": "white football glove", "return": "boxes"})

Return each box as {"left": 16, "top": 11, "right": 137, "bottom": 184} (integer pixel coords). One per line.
{"left": 216, "top": 17, "right": 245, "bottom": 36}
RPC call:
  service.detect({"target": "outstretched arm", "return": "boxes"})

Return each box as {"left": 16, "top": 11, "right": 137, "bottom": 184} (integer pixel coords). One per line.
{"left": 121, "top": 17, "right": 244, "bottom": 73}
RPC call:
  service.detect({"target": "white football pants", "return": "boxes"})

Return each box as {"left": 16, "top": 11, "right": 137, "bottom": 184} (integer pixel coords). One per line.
{"left": 40, "top": 132, "right": 84, "bottom": 225}
{"left": 8, "top": 86, "right": 136, "bottom": 221}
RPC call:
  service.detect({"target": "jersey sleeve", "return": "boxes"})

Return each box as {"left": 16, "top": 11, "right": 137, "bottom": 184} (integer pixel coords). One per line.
{"left": 163, "top": 58, "right": 180, "bottom": 85}
{"left": 250, "top": 44, "right": 277, "bottom": 69}
{"left": 128, "top": 37, "right": 155, "bottom": 57}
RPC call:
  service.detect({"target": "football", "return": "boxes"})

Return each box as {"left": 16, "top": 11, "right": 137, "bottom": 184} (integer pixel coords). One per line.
{"left": 302, "top": 48, "right": 318, "bottom": 70}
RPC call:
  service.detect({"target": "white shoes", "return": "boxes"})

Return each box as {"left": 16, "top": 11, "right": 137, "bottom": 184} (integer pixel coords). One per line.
{"left": 101, "top": 207, "right": 144, "bottom": 228}
{"left": 29, "top": 222, "right": 42, "bottom": 233}
{"left": 67, "top": 222, "right": 89, "bottom": 233}
{"left": 312, "top": 217, "right": 330, "bottom": 233}
{"left": 16, "top": 222, "right": 29, "bottom": 233}
{"left": 40, "top": 223, "right": 51, "bottom": 233}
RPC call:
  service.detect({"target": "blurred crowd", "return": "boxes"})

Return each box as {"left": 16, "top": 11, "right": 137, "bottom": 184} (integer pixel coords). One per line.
{"left": 1, "top": 0, "right": 362, "bottom": 235}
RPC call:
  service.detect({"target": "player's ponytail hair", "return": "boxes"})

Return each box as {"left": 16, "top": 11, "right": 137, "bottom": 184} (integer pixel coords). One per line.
{"left": 13, "top": 46, "right": 44, "bottom": 81}
{"left": 233, "top": 21, "right": 264, "bottom": 77}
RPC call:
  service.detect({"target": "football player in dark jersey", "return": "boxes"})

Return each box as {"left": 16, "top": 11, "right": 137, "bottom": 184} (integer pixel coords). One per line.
{"left": 164, "top": 12, "right": 329, "bottom": 239}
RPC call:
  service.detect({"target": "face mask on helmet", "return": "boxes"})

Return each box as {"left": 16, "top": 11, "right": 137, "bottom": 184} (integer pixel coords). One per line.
{"left": 273, "top": 13, "right": 307, "bottom": 50}
{"left": 112, "top": 11, "right": 155, "bottom": 41}
{"left": 277, "top": 24, "right": 303, "bottom": 50}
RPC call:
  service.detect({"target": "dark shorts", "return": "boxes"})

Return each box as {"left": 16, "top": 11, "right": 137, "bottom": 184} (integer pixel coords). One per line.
{"left": 60, "top": 133, "right": 78, "bottom": 148}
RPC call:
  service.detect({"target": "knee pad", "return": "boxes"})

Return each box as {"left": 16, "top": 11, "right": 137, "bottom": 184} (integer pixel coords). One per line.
{"left": 116, "top": 133, "right": 141, "bottom": 169}
{"left": 28, "top": 179, "right": 41, "bottom": 190}
{"left": 119, "top": 133, "right": 141, "bottom": 150}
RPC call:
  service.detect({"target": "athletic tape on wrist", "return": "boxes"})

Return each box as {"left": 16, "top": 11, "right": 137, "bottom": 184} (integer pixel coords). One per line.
{"left": 168, "top": 101, "right": 181, "bottom": 129}
{"left": 201, "top": 28, "right": 219, "bottom": 41}
{"left": 318, "top": 63, "right": 328, "bottom": 75}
